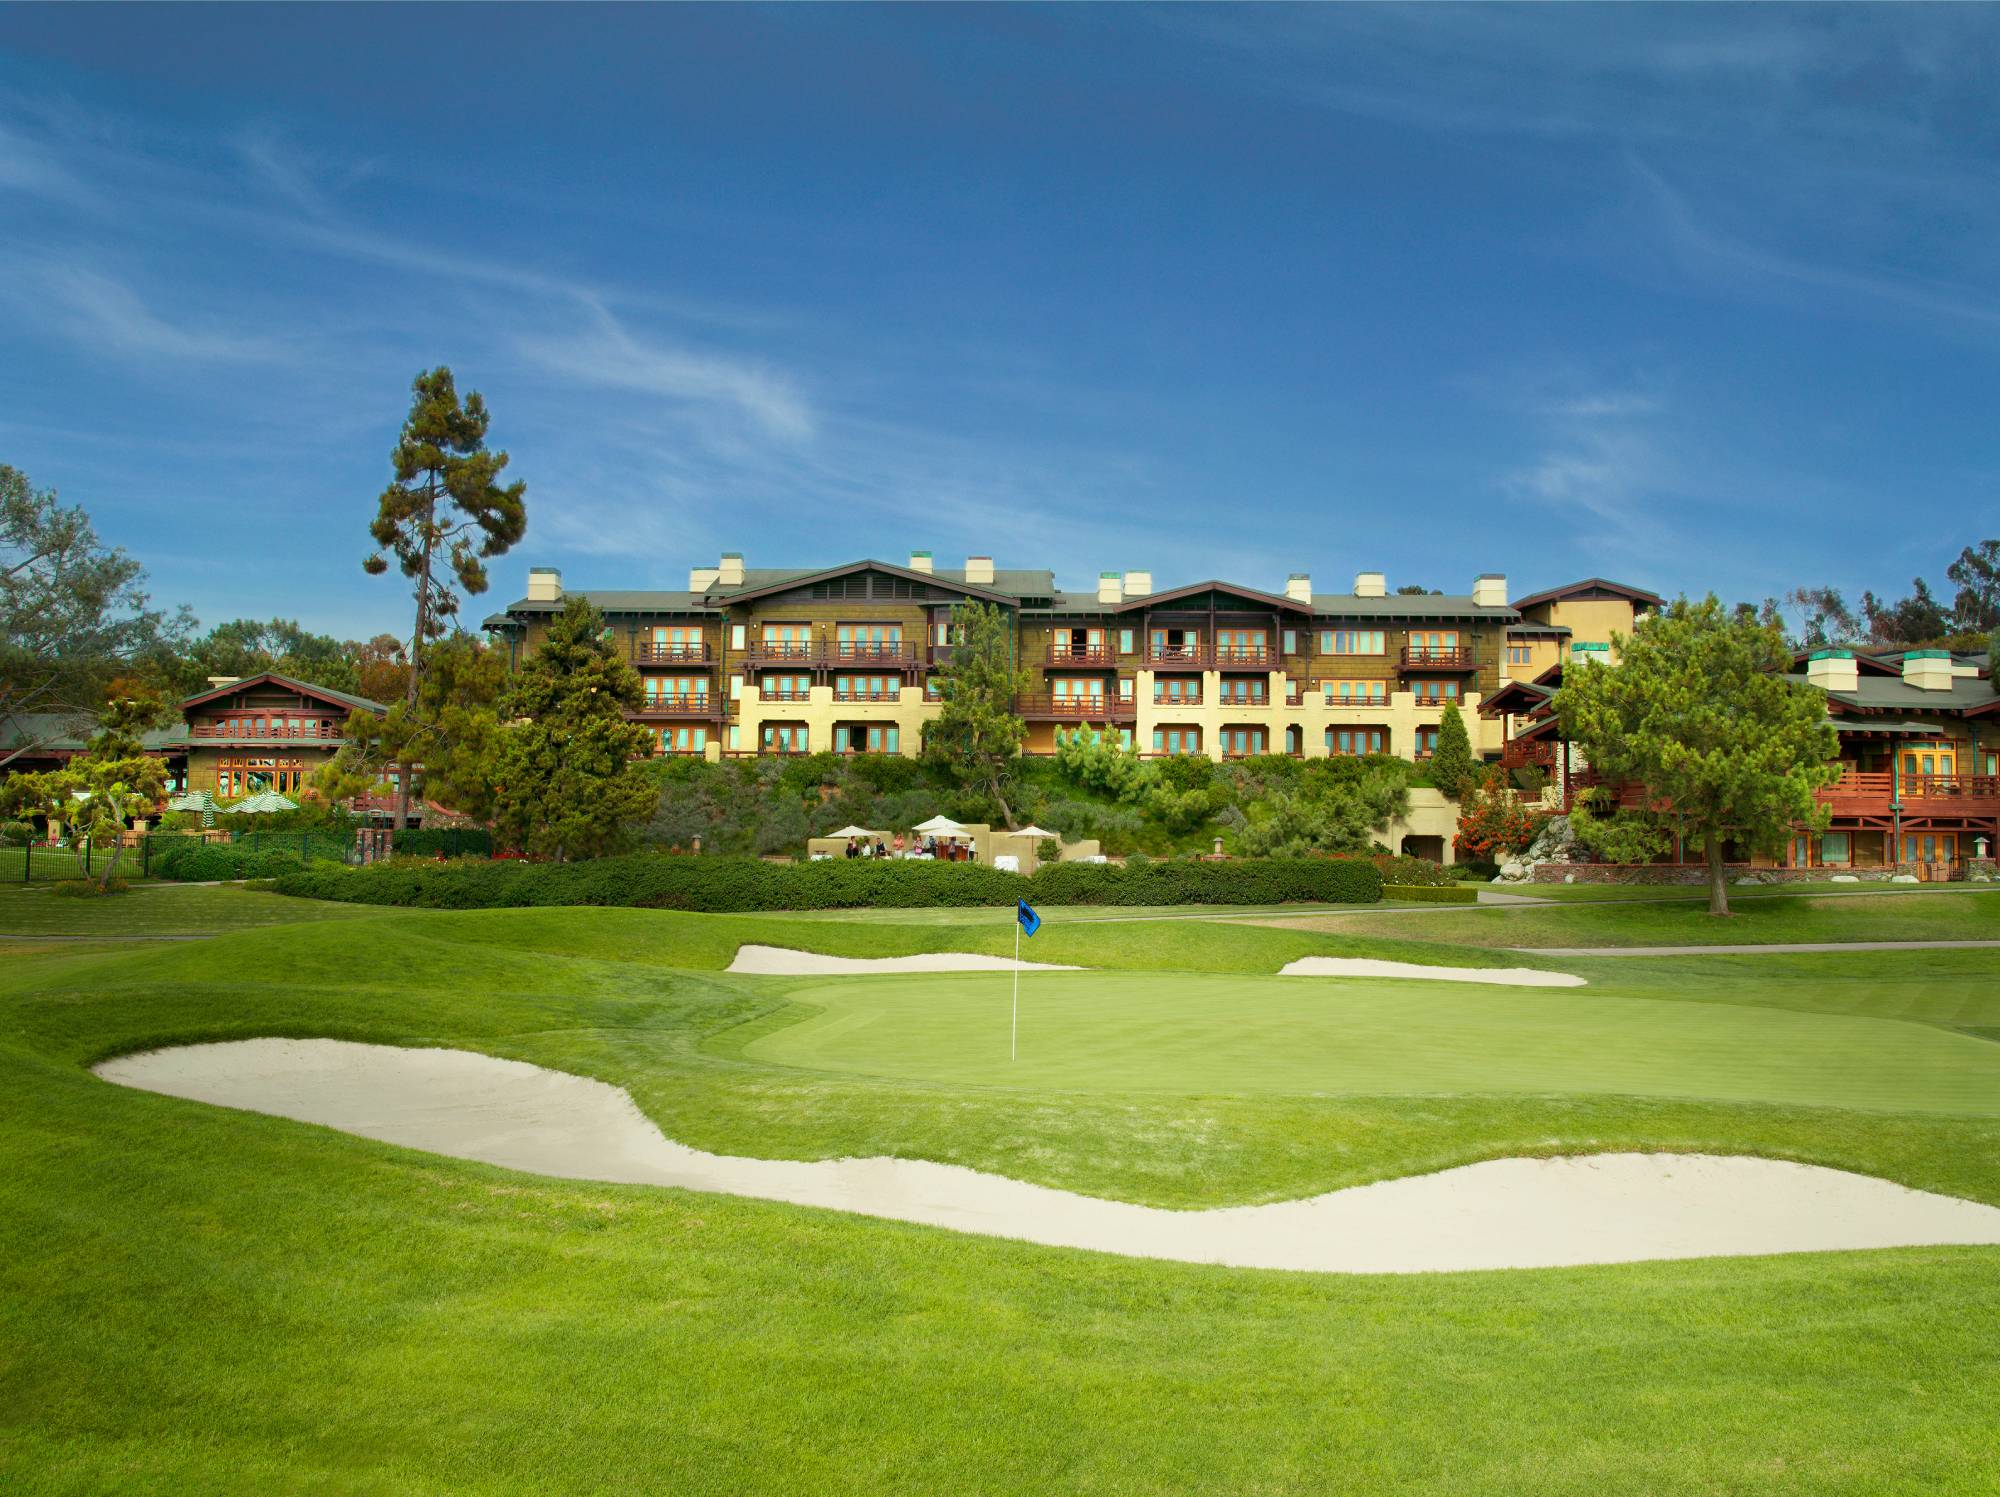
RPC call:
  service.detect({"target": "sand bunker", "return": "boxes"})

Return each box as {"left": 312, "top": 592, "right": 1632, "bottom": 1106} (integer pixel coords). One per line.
{"left": 96, "top": 1039, "right": 2000, "bottom": 1273}
{"left": 1279, "top": 956, "right": 1585, "bottom": 987}
{"left": 728, "top": 944, "right": 1085, "bottom": 975}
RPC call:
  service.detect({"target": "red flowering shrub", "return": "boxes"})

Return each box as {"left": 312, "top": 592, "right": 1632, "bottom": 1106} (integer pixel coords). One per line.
{"left": 1454, "top": 767, "right": 1550, "bottom": 860}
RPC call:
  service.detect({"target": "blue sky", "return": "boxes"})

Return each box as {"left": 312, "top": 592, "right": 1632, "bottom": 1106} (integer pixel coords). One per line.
{"left": 2, "top": 4, "right": 1996, "bottom": 638}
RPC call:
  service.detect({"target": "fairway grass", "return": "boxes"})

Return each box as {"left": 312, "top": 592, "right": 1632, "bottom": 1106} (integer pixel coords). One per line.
{"left": 4, "top": 893, "right": 1999, "bottom": 1493}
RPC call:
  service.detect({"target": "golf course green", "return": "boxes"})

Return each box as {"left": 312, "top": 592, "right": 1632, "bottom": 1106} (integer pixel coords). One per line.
{"left": 3, "top": 882, "right": 1998, "bottom": 1493}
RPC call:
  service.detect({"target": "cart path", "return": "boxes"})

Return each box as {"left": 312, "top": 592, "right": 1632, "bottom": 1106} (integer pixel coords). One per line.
{"left": 1519, "top": 939, "right": 2000, "bottom": 957}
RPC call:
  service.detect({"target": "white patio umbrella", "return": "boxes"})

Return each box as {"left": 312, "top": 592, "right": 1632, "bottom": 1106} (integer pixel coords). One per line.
{"left": 913, "top": 814, "right": 967, "bottom": 835}
{"left": 1010, "top": 825, "right": 1058, "bottom": 840}
{"left": 827, "top": 824, "right": 885, "bottom": 840}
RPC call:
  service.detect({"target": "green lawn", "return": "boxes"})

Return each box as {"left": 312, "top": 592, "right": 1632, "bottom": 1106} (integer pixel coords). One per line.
{"left": 0, "top": 882, "right": 387, "bottom": 937}
{"left": 4, "top": 893, "right": 1999, "bottom": 1493}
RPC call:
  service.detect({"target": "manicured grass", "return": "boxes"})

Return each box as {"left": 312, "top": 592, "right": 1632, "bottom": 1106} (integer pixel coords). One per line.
{"left": 741, "top": 971, "right": 2000, "bottom": 1113}
{"left": 1260, "top": 888, "right": 2000, "bottom": 947}
{"left": 4, "top": 898, "right": 1998, "bottom": 1492}
{"left": 0, "top": 883, "right": 386, "bottom": 938}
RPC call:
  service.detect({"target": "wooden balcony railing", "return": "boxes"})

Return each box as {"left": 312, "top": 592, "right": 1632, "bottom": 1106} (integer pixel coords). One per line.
{"left": 1500, "top": 737, "right": 1557, "bottom": 769}
{"left": 632, "top": 694, "right": 724, "bottom": 720}
{"left": 1571, "top": 769, "right": 2000, "bottom": 819}
{"left": 1153, "top": 693, "right": 1203, "bottom": 709}
{"left": 1046, "top": 644, "right": 1117, "bottom": 667}
{"left": 1214, "top": 693, "right": 1270, "bottom": 709}
{"left": 757, "top": 687, "right": 813, "bottom": 703}
{"left": 1016, "top": 694, "right": 1136, "bottom": 722}
{"left": 634, "top": 641, "right": 712, "bottom": 665}
{"left": 1146, "top": 645, "right": 1211, "bottom": 668}
{"left": 830, "top": 689, "right": 905, "bottom": 704}
{"left": 1214, "top": 646, "right": 1273, "bottom": 667}
{"left": 1402, "top": 645, "right": 1478, "bottom": 670}
{"left": 190, "top": 722, "right": 344, "bottom": 740}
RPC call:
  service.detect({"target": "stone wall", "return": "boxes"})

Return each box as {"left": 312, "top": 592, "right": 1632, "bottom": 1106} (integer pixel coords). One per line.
{"left": 1527, "top": 863, "right": 1962, "bottom": 885}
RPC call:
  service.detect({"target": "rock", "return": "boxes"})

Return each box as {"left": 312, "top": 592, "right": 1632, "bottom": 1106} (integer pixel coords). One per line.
{"left": 1829, "top": 874, "right": 1859, "bottom": 884}
{"left": 1563, "top": 873, "right": 1576, "bottom": 884}
{"left": 1891, "top": 874, "right": 1920, "bottom": 884}
{"left": 1499, "top": 860, "right": 1525, "bottom": 880}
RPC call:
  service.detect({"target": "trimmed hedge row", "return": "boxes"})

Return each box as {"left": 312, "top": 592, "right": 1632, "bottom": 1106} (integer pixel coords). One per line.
{"left": 270, "top": 854, "right": 1382, "bottom": 913}
{"left": 149, "top": 841, "right": 309, "bottom": 882}
{"left": 392, "top": 828, "right": 494, "bottom": 858}
{"left": 1381, "top": 882, "right": 1479, "bottom": 904}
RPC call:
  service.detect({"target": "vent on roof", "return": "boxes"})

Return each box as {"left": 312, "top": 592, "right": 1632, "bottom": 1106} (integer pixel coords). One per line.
{"left": 807, "top": 575, "right": 934, "bottom": 601}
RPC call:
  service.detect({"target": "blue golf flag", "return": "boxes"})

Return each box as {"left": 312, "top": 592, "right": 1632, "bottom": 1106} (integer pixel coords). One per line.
{"left": 1016, "top": 899, "right": 1041, "bottom": 937}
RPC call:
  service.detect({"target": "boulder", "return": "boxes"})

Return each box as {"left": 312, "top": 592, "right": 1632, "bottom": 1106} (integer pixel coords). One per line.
{"left": 1829, "top": 874, "right": 1860, "bottom": 884}
{"left": 1890, "top": 873, "right": 1920, "bottom": 884}
{"left": 1499, "top": 860, "right": 1526, "bottom": 881}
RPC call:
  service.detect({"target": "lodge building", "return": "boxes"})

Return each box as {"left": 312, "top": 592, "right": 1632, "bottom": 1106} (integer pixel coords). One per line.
{"left": 486, "top": 553, "right": 1542, "bottom": 766}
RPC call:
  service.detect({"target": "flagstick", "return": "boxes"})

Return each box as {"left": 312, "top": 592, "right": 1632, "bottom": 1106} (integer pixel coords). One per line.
{"left": 1011, "top": 915, "right": 1020, "bottom": 1062}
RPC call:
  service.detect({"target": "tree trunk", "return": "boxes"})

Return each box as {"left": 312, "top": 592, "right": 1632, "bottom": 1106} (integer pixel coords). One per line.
{"left": 393, "top": 476, "right": 440, "bottom": 834}
{"left": 1704, "top": 829, "right": 1730, "bottom": 916}
{"left": 99, "top": 839, "right": 123, "bottom": 893}
{"left": 990, "top": 774, "right": 1015, "bottom": 831}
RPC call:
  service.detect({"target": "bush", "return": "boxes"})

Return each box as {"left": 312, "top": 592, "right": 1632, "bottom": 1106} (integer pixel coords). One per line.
{"left": 149, "top": 840, "right": 308, "bottom": 881}
{"left": 0, "top": 820, "right": 34, "bottom": 847}
{"left": 1381, "top": 882, "right": 1477, "bottom": 903}
{"left": 54, "top": 877, "right": 128, "bottom": 896}
{"left": 391, "top": 827, "right": 493, "bottom": 858}
{"left": 1370, "top": 854, "right": 1454, "bottom": 887}
{"left": 271, "top": 852, "right": 1382, "bottom": 912}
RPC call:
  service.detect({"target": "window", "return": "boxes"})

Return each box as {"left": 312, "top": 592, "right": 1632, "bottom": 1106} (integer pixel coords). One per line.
{"left": 834, "top": 723, "right": 901, "bottom": 753}
{"left": 1506, "top": 644, "right": 1533, "bottom": 666}
{"left": 1152, "top": 726, "right": 1202, "bottom": 756}
{"left": 833, "top": 674, "right": 898, "bottom": 701}
{"left": 1051, "top": 677, "right": 1105, "bottom": 704}
{"left": 648, "top": 625, "right": 704, "bottom": 659}
{"left": 1219, "top": 727, "right": 1266, "bottom": 757}
{"left": 762, "top": 622, "right": 813, "bottom": 658}
{"left": 1150, "top": 628, "right": 1202, "bottom": 662}
{"left": 761, "top": 723, "right": 809, "bottom": 754}
{"left": 1411, "top": 679, "right": 1461, "bottom": 704}
{"left": 1414, "top": 727, "right": 1439, "bottom": 759}
{"left": 658, "top": 726, "right": 708, "bottom": 755}
{"left": 761, "top": 673, "right": 811, "bottom": 701}
{"left": 1118, "top": 628, "right": 1135, "bottom": 655}
{"left": 1322, "top": 679, "right": 1387, "bottom": 705}
{"left": 1052, "top": 627, "right": 1106, "bottom": 661}
{"left": 1819, "top": 833, "right": 1851, "bottom": 865}
{"left": 1409, "top": 630, "right": 1460, "bottom": 650}
{"left": 730, "top": 624, "right": 747, "bottom": 649}
{"left": 835, "top": 622, "right": 902, "bottom": 660}
{"left": 644, "top": 675, "right": 709, "bottom": 705}
{"left": 1153, "top": 676, "right": 1201, "bottom": 704}
{"left": 1326, "top": 727, "right": 1387, "bottom": 756}
{"left": 1321, "top": 629, "right": 1385, "bottom": 655}
{"left": 1117, "top": 677, "right": 1134, "bottom": 701}
{"left": 1215, "top": 629, "right": 1267, "bottom": 663}
{"left": 1217, "top": 677, "right": 1266, "bottom": 706}
{"left": 217, "top": 756, "right": 307, "bottom": 796}
{"left": 1282, "top": 629, "right": 1298, "bottom": 656}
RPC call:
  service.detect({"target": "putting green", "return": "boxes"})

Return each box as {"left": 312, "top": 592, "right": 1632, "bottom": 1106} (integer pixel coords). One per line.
{"left": 739, "top": 971, "right": 2000, "bottom": 1114}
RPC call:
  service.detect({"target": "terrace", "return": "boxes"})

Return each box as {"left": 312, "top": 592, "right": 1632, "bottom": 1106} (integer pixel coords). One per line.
{"left": 1016, "top": 694, "right": 1136, "bottom": 722}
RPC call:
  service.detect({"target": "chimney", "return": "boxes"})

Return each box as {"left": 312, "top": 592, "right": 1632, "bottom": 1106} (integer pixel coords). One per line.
{"left": 1472, "top": 573, "right": 1508, "bottom": 608}
{"left": 1123, "top": 570, "right": 1152, "bottom": 598}
{"left": 1354, "top": 570, "right": 1387, "bottom": 598}
{"left": 1806, "top": 649, "right": 1859, "bottom": 693}
{"left": 1097, "top": 571, "right": 1123, "bottom": 605}
{"left": 688, "top": 566, "right": 721, "bottom": 592}
{"left": 718, "top": 553, "right": 745, "bottom": 587}
{"left": 908, "top": 550, "right": 934, "bottom": 575}
{"left": 526, "top": 567, "right": 563, "bottom": 603}
{"left": 965, "top": 555, "right": 995, "bottom": 585}
{"left": 1902, "top": 649, "right": 1954, "bottom": 691}
{"left": 1286, "top": 572, "right": 1312, "bottom": 604}
{"left": 206, "top": 675, "right": 242, "bottom": 691}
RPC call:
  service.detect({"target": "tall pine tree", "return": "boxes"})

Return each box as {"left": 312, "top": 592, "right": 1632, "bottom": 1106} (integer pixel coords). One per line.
{"left": 921, "top": 600, "right": 1030, "bottom": 826}
{"left": 1428, "top": 701, "right": 1475, "bottom": 801}
{"left": 365, "top": 369, "right": 527, "bottom": 827}
{"left": 488, "top": 598, "right": 658, "bottom": 861}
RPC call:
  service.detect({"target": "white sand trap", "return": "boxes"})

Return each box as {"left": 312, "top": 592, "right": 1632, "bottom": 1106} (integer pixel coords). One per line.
{"left": 728, "top": 943, "right": 1085, "bottom": 975}
{"left": 1280, "top": 956, "right": 1586, "bottom": 987}
{"left": 96, "top": 1039, "right": 2000, "bottom": 1274}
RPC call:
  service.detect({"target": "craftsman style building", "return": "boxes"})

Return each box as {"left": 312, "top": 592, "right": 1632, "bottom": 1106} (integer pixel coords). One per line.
{"left": 487, "top": 553, "right": 1530, "bottom": 767}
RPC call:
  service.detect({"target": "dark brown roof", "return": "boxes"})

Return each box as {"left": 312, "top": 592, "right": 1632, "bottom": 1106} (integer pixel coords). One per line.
{"left": 1511, "top": 577, "right": 1664, "bottom": 613}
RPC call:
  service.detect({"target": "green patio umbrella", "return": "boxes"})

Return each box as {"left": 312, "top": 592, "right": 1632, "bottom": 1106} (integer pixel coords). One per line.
{"left": 165, "top": 789, "right": 219, "bottom": 828}
{"left": 220, "top": 791, "right": 300, "bottom": 815}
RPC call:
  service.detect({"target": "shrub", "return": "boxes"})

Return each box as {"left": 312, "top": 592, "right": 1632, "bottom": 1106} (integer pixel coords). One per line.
{"left": 1370, "top": 854, "right": 1454, "bottom": 887}
{"left": 0, "top": 820, "right": 34, "bottom": 847}
{"left": 54, "top": 877, "right": 128, "bottom": 896}
{"left": 1381, "top": 882, "right": 1477, "bottom": 903}
{"left": 391, "top": 827, "right": 493, "bottom": 858}
{"left": 149, "top": 840, "right": 309, "bottom": 881}
{"left": 271, "top": 852, "right": 1381, "bottom": 912}
{"left": 1454, "top": 767, "right": 1551, "bottom": 861}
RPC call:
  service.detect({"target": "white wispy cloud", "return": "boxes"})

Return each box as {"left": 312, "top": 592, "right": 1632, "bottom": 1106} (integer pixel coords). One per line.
{"left": 3, "top": 258, "right": 279, "bottom": 364}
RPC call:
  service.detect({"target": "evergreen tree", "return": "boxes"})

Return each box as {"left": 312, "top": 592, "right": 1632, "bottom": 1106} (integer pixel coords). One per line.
{"left": 1428, "top": 701, "right": 1475, "bottom": 800}
{"left": 319, "top": 634, "right": 506, "bottom": 822}
{"left": 921, "top": 600, "right": 1030, "bottom": 826}
{"left": 3, "top": 684, "right": 169, "bottom": 890}
{"left": 365, "top": 368, "right": 528, "bottom": 827}
{"left": 488, "top": 598, "right": 657, "bottom": 860}
{"left": 1553, "top": 595, "right": 1839, "bottom": 916}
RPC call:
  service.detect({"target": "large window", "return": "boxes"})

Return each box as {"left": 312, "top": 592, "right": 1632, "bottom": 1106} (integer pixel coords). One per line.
{"left": 656, "top": 726, "right": 708, "bottom": 755}
{"left": 761, "top": 674, "right": 811, "bottom": 701}
{"left": 1215, "top": 629, "right": 1267, "bottom": 663}
{"left": 1411, "top": 679, "right": 1462, "bottom": 704}
{"left": 1327, "top": 727, "right": 1386, "bottom": 756}
{"left": 1409, "top": 630, "right": 1460, "bottom": 651}
{"left": 1506, "top": 644, "right": 1534, "bottom": 666}
{"left": 833, "top": 674, "right": 898, "bottom": 701}
{"left": 1152, "top": 726, "right": 1202, "bottom": 756}
{"left": 761, "top": 723, "right": 809, "bottom": 754}
{"left": 1414, "top": 727, "right": 1438, "bottom": 759}
{"left": 835, "top": 724, "right": 900, "bottom": 753}
{"left": 1321, "top": 629, "right": 1385, "bottom": 655}
{"left": 835, "top": 622, "right": 902, "bottom": 660}
{"left": 1219, "top": 727, "right": 1266, "bottom": 757}
{"left": 647, "top": 625, "right": 704, "bottom": 659}
{"left": 216, "top": 756, "right": 307, "bottom": 796}
{"left": 1153, "top": 676, "right": 1200, "bottom": 704}
{"left": 643, "top": 675, "right": 708, "bottom": 705}
{"left": 1149, "top": 628, "right": 1202, "bottom": 662}
{"left": 1217, "top": 678, "right": 1266, "bottom": 706}
{"left": 1051, "top": 677, "right": 1105, "bottom": 704}
{"left": 1322, "top": 679, "right": 1387, "bottom": 705}
{"left": 760, "top": 623, "right": 812, "bottom": 659}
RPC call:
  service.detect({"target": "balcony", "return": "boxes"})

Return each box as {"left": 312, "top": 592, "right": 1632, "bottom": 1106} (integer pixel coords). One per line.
{"left": 757, "top": 687, "right": 813, "bottom": 703}
{"left": 738, "top": 640, "right": 922, "bottom": 669}
{"left": 1820, "top": 771, "right": 2000, "bottom": 818}
{"left": 632, "top": 694, "right": 724, "bottom": 720}
{"left": 830, "top": 688, "right": 906, "bottom": 704}
{"left": 1146, "top": 644, "right": 1211, "bottom": 668}
{"left": 741, "top": 639, "right": 818, "bottom": 668}
{"left": 191, "top": 722, "right": 344, "bottom": 741}
{"left": 1214, "top": 646, "right": 1273, "bottom": 668}
{"left": 634, "top": 641, "right": 712, "bottom": 665}
{"left": 1046, "top": 643, "right": 1117, "bottom": 667}
{"left": 1500, "top": 737, "right": 1557, "bottom": 769}
{"left": 1402, "top": 646, "right": 1478, "bottom": 671}
{"left": 827, "top": 641, "right": 919, "bottom": 666}
{"left": 1152, "top": 693, "right": 1204, "bottom": 709}
{"left": 1017, "top": 694, "right": 1136, "bottom": 722}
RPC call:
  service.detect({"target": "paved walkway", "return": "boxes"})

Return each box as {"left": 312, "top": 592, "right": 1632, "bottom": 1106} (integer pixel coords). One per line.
{"left": 1520, "top": 939, "right": 2000, "bottom": 957}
